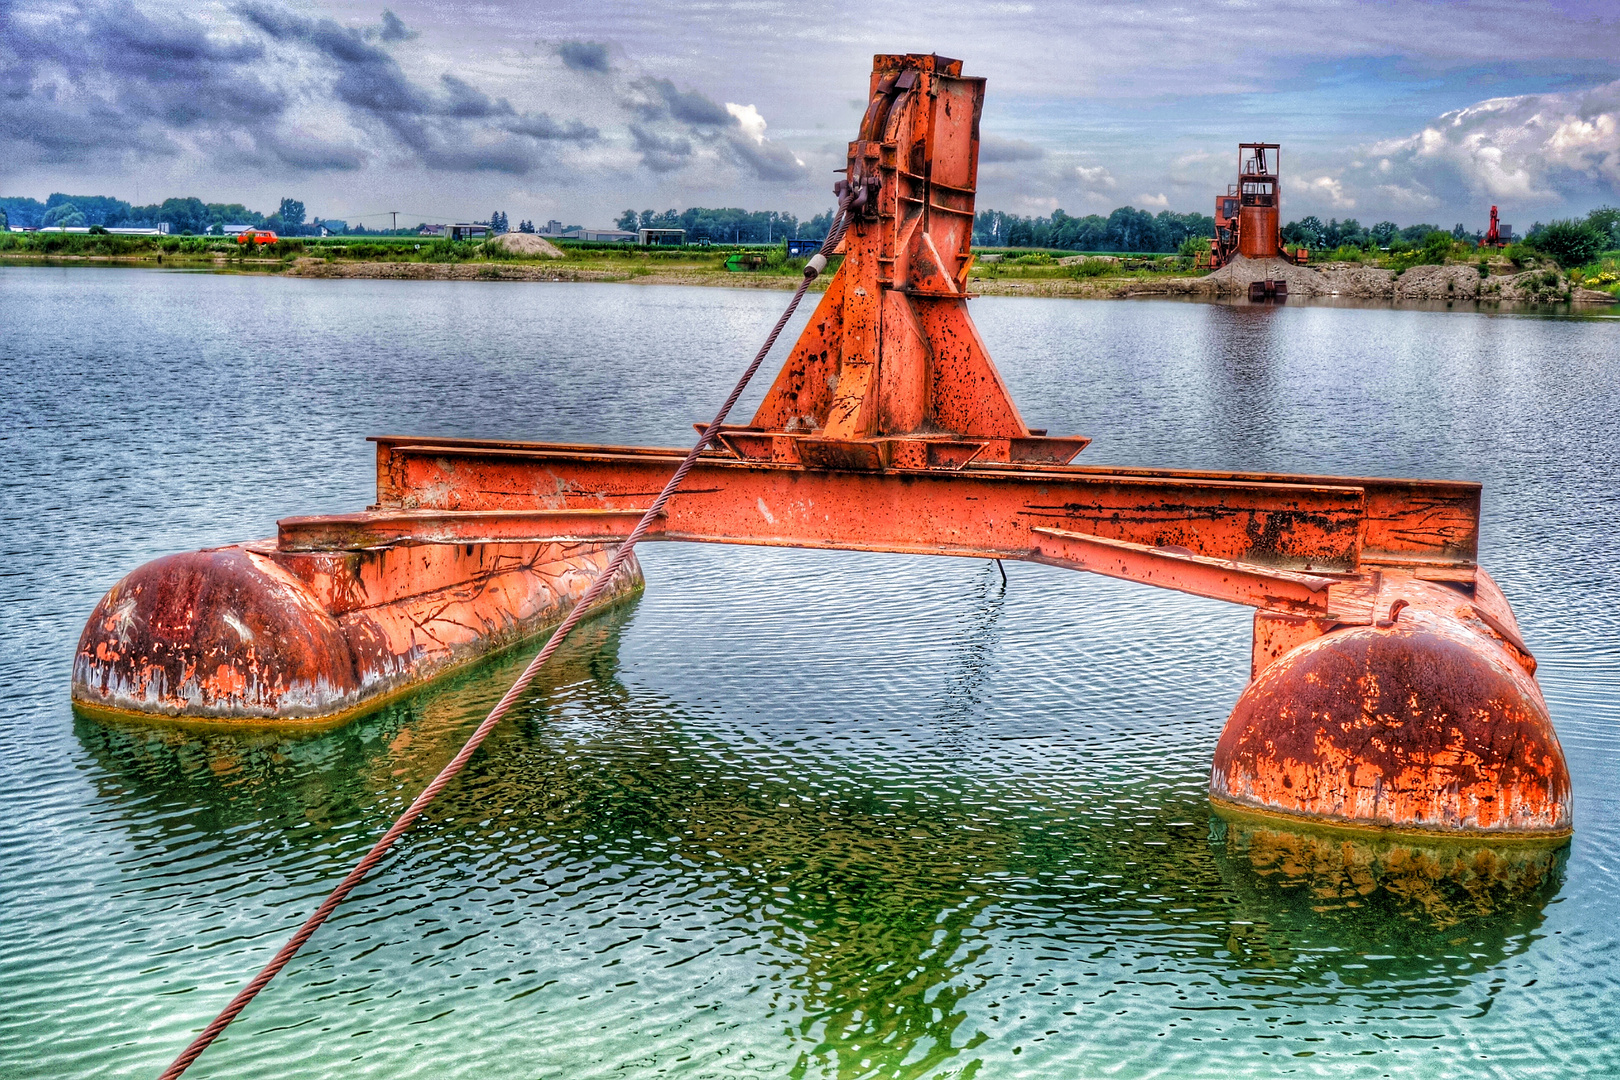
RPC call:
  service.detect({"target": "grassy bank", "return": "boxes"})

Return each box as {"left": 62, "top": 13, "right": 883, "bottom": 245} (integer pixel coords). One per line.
{"left": 0, "top": 231, "right": 1193, "bottom": 288}
{"left": 6, "top": 229, "right": 1616, "bottom": 299}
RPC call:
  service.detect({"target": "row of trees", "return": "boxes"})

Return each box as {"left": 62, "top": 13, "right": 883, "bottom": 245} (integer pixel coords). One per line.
{"left": 1278, "top": 208, "right": 1620, "bottom": 265}
{"left": 1280, "top": 218, "right": 1441, "bottom": 250}
{"left": 971, "top": 206, "right": 1620, "bottom": 262}
{"left": 0, "top": 194, "right": 315, "bottom": 235}
{"left": 971, "top": 207, "right": 1216, "bottom": 253}
{"left": 614, "top": 207, "right": 836, "bottom": 242}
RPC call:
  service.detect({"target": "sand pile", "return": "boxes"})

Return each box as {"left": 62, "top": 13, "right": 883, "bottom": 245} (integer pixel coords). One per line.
{"left": 491, "top": 232, "right": 563, "bottom": 258}
{"left": 1198, "top": 255, "right": 1333, "bottom": 296}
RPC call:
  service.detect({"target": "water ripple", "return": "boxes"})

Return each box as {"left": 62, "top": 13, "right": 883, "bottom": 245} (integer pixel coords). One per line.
{"left": 1, "top": 272, "right": 1617, "bottom": 1078}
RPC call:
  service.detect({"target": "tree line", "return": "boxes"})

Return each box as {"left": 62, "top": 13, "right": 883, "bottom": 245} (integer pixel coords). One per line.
{"left": 615, "top": 208, "right": 837, "bottom": 243}
{"left": 0, "top": 194, "right": 322, "bottom": 235}
{"left": 972, "top": 207, "right": 1217, "bottom": 253}
{"left": 1282, "top": 209, "right": 1620, "bottom": 265}
{"left": 1283, "top": 218, "right": 1450, "bottom": 249}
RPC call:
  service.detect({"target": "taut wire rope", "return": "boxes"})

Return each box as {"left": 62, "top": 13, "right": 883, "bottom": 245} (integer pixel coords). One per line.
{"left": 157, "top": 195, "right": 855, "bottom": 1080}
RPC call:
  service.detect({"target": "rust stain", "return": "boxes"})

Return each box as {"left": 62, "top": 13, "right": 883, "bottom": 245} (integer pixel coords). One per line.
{"left": 72, "top": 542, "right": 642, "bottom": 723}
{"left": 1212, "top": 580, "right": 1571, "bottom": 836}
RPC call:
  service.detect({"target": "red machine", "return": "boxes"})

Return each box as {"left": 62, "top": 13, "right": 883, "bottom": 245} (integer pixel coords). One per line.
{"left": 76, "top": 55, "right": 1568, "bottom": 842}
{"left": 1200, "top": 143, "right": 1309, "bottom": 270}
{"left": 235, "top": 229, "right": 279, "bottom": 245}
{"left": 1483, "top": 205, "right": 1502, "bottom": 248}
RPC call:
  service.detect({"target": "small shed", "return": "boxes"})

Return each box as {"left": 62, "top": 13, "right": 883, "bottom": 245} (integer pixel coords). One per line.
{"left": 450, "top": 223, "right": 492, "bottom": 242}
{"left": 638, "top": 227, "right": 686, "bottom": 246}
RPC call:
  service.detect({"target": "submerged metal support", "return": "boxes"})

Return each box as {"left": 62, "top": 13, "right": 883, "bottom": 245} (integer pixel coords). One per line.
{"left": 72, "top": 52, "right": 1569, "bottom": 839}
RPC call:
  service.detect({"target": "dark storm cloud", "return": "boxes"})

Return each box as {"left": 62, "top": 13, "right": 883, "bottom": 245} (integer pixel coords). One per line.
{"left": 979, "top": 136, "right": 1045, "bottom": 163}
{"left": 0, "top": 0, "right": 810, "bottom": 196}
{"left": 371, "top": 9, "right": 414, "bottom": 43}
{"left": 238, "top": 2, "right": 600, "bottom": 168}
{"left": 621, "top": 75, "right": 807, "bottom": 181}
{"left": 508, "top": 113, "right": 598, "bottom": 141}
{"left": 0, "top": 0, "right": 283, "bottom": 161}
{"left": 629, "top": 77, "right": 733, "bottom": 127}
{"left": 0, "top": 0, "right": 595, "bottom": 174}
{"left": 629, "top": 124, "right": 694, "bottom": 172}
{"left": 726, "top": 135, "right": 804, "bottom": 182}
{"left": 557, "top": 40, "right": 610, "bottom": 74}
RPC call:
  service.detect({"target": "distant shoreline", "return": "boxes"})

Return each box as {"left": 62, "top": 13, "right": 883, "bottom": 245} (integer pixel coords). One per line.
{"left": 3, "top": 251, "right": 1615, "bottom": 306}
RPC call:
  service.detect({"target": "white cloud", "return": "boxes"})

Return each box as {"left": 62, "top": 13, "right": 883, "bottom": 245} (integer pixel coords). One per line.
{"left": 725, "top": 102, "right": 767, "bottom": 144}
{"left": 1364, "top": 80, "right": 1620, "bottom": 205}
{"left": 1308, "top": 176, "right": 1355, "bottom": 208}
{"left": 1075, "top": 164, "right": 1116, "bottom": 189}
{"left": 1136, "top": 192, "right": 1169, "bottom": 209}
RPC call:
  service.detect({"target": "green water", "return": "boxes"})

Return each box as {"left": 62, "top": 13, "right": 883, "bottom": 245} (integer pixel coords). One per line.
{"left": 2, "top": 268, "right": 1617, "bottom": 1078}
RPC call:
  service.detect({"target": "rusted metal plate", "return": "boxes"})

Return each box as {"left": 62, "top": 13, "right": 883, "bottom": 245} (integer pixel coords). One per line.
{"left": 1212, "top": 580, "right": 1571, "bottom": 836}
{"left": 1043, "top": 463, "right": 1481, "bottom": 567}
{"left": 366, "top": 438, "right": 1371, "bottom": 571}
{"left": 278, "top": 508, "right": 651, "bottom": 552}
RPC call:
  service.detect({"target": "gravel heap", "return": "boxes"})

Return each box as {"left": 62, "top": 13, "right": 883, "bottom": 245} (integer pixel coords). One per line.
{"left": 491, "top": 232, "right": 564, "bottom": 258}
{"left": 1198, "top": 255, "right": 1334, "bottom": 296}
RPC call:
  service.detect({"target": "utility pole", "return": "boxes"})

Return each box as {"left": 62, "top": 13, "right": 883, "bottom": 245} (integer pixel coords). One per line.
{"left": 391, "top": 211, "right": 398, "bottom": 234}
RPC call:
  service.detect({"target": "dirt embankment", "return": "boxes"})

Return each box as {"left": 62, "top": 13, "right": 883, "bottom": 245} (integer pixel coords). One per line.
{"left": 272, "top": 253, "right": 1620, "bottom": 304}
{"left": 282, "top": 258, "right": 822, "bottom": 289}
{"left": 1188, "top": 255, "right": 1614, "bottom": 303}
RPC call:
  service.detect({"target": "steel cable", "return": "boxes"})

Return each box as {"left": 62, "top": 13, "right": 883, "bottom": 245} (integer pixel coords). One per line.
{"left": 157, "top": 197, "right": 855, "bottom": 1079}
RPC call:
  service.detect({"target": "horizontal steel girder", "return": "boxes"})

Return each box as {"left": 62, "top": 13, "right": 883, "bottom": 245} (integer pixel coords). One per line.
{"left": 274, "top": 438, "right": 1480, "bottom": 614}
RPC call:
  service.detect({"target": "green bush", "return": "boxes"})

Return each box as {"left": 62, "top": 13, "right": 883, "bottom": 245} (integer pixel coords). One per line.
{"left": 1069, "top": 258, "right": 1113, "bottom": 278}
{"left": 1177, "top": 235, "right": 1208, "bottom": 259}
{"left": 1527, "top": 219, "right": 1606, "bottom": 269}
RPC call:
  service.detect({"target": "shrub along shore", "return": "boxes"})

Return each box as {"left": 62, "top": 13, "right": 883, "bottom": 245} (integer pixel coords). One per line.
{"left": 2, "top": 230, "right": 1616, "bottom": 304}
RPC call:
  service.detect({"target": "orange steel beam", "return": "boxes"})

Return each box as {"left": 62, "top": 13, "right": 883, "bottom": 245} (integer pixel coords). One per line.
{"left": 346, "top": 436, "right": 1480, "bottom": 571}
{"left": 281, "top": 439, "right": 1474, "bottom": 615}
{"left": 1028, "top": 527, "right": 1340, "bottom": 614}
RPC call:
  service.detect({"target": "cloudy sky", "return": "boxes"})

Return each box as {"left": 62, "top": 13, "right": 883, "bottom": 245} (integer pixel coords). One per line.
{"left": 3, "top": 0, "right": 1619, "bottom": 230}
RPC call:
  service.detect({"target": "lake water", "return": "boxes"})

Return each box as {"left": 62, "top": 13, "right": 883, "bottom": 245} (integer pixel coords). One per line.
{"left": 2, "top": 267, "right": 1618, "bottom": 1079}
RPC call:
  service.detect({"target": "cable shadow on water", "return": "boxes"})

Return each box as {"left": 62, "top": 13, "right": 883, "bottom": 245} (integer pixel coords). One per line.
{"left": 931, "top": 561, "right": 1010, "bottom": 744}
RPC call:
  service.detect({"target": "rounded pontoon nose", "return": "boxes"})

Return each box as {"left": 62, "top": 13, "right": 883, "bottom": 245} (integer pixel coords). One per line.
{"left": 1212, "top": 600, "right": 1572, "bottom": 839}
{"left": 72, "top": 547, "right": 361, "bottom": 721}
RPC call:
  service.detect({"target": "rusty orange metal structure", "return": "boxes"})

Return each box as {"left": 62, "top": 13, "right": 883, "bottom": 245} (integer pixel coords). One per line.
{"left": 1201, "top": 143, "right": 1309, "bottom": 270}
{"left": 75, "top": 54, "right": 1570, "bottom": 841}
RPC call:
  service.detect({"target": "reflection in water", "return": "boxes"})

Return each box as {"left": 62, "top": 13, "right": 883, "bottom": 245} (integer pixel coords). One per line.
{"left": 11, "top": 275, "right": 1618, "bottom": 1078}
{"left": 1211, "top": 812, "right": 1564, "bottom": 992}
{"left": 934, "top": 562, "right": 1008, "bottom": 732}
{"left": 72, "top": 605, "right": 645, "bottom": 842}
{"left": 73, "top": 594, "right": 1571, "bottom": 1079}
